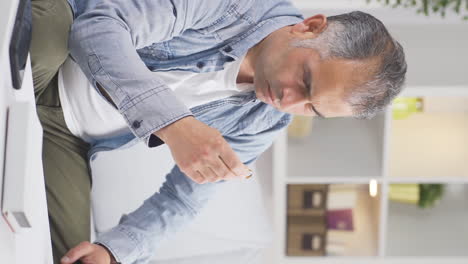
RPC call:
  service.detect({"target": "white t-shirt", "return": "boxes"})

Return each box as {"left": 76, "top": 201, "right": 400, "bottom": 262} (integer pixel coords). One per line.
{"left": 58, "top": 57, "right": 253, "bottom": 143}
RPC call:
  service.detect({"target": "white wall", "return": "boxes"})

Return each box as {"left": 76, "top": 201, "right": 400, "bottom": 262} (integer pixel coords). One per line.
{"left": 390, "top": 24, "right": 468, "bottom": 87}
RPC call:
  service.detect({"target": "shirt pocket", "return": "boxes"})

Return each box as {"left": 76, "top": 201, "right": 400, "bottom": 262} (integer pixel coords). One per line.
{"left": 196, "top": 3, "right": 255, "bottom": 42}
{"left": 137, "top": 42, "right": 171, "bottom": 62}
{"left": 214, "top": 101, "right": 290, "bottom": 137}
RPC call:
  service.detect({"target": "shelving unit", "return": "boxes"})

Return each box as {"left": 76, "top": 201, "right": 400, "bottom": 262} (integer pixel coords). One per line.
{"left": 270, "top": 87, "right": 468, "bottom": 263}
{"left": 268, "top": 2, "right": 468, "bottom": 263}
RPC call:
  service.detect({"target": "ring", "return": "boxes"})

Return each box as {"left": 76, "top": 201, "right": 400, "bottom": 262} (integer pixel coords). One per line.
{"left": 245, "top": 168, "right": 253, "bottom": 179}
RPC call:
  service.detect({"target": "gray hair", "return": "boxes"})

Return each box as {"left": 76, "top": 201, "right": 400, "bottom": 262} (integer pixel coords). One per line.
{"left": 294, "top": 11, "right": 407, "bottom": 119}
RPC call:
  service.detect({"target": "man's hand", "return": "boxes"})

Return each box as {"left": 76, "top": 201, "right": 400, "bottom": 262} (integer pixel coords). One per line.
{"left": 61, "top": 242, "right": 114, "bottom": 264}
{"left": 155, "top": 116, "right": 251, "bottom": 183}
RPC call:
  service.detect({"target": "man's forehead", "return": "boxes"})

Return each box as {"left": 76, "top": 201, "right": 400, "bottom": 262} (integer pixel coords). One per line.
{"left": 321, "top": 57, "right": 376, "bottom": 89}
{"left": 311, "top": 58, "right": 374, "bottom": 117}
{"left": 313, "top": 94, "right": 354, "bottom": 118}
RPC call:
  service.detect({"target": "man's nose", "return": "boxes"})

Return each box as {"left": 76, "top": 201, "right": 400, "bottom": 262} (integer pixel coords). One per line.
{"left": 279, "top": 86, "right": 308, "bottom": 110}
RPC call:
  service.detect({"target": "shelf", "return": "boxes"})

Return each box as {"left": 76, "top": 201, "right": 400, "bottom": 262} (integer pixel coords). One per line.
{"left": 280, "top": 256, "right": 468, "bottom": 264}
{"left": 389, "top": 97, "right": 468, "bottom": 179}
{"left": 287, "top": 113, "right": 386, "bottom": 179}
{"left": 386, "top": 184, "right": 468, "bottom": 257}
{"left": 400, "top": 86, "right": 468, "bottom": 97}
{"left": 388, "top": 177, "right": 468, "bottom": 184}
{"left": 285, "top": 184, "right": 381, "bottom": 258}
{"left": 286, "top": 177, "right": 381, "bottom": 184}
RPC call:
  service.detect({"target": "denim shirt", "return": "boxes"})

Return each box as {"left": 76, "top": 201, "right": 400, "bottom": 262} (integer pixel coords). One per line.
{"left": 65, "top": 0, "right": 303, "bottom": 263}
{"left": 67, "top": 0, "right": 302, "bottom": 143}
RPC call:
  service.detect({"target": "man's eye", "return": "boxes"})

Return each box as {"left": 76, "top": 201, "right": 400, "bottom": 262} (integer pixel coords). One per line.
{"left": 308, "top": 103, "right": 324, "bottom": 118}
{"left": 303, "top": 79, "right": 310, "bottom": 96}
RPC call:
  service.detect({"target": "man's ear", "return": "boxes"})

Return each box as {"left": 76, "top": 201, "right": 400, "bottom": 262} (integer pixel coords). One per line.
{"left": 291, "top": 14, "right": 327, "bottom": 39}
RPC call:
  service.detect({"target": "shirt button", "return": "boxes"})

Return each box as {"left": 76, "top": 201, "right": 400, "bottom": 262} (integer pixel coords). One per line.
{"left": 226, "top": 57, "right": 235, "bottom": 62}
{"left": 196, "top": 61, "right": 205, "bottom": 69}
{"left": 132, "top": 120, "right": 142, "bottom": 129}
{"left": 223, "top": 46, "right": 233, "bottom": 53}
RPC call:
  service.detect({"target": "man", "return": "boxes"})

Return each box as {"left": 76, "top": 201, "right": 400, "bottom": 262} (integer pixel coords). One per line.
{"left": 30, "top": 0, "right": 407, "bottom": 263}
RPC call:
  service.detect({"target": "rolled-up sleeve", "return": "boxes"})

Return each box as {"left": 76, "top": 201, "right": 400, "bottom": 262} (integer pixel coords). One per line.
{"left": 69, "top": 0, "right": 194, "bottom": 143}
{"left": 94, "top": 165, "right": 219, "bottom": 264}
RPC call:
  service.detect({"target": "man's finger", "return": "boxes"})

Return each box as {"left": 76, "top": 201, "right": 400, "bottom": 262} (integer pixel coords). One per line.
{"left": 218, "top": 155, "right": 240, "bottom": 176}
{"left": 61, "top": 241, "right": 94, "bottom": 264}
{"left": 191, "top": 170, "right": 207, "bottom": 184}
{"left": 218, "top": 153, "right": 250, "bottom": 178}
{"left": 211, "top": 158, "right": 236, "bottom": 180}
{"left": 198, "top": 167, "right": 217, "bottom": 183}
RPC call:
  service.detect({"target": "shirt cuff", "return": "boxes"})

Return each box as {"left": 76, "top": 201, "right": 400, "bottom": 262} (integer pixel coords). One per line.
{"left": 93, "top": 242, "right": 121, "bottom": 264}
{"left": 94, "top": 226, "right": 142, "bottom": 264}
{"left": 119, "top": 87, "right": 193, "bottom": 145}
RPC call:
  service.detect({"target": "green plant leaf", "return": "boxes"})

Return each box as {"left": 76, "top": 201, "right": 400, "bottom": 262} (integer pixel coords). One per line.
{"left": 366, "top": 0, "right": 468, "bottom": 21}
{"left": 423, "top": 0, "right": 429, "bottom": 15}
{"left": 418, "top": 184, "right": 445, "bottom": 209}
{"left": 455, "top": 0, "right": 462, "bottom": 13}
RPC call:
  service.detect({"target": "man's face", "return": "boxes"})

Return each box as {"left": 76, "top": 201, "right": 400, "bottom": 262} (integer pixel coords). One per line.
{"left": 253, "top": 19, "right": 372, "bottom": 118}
